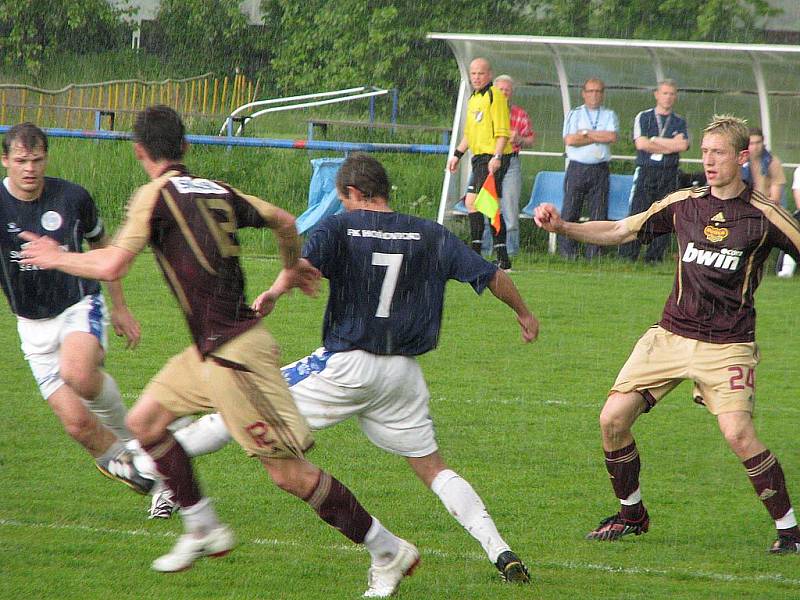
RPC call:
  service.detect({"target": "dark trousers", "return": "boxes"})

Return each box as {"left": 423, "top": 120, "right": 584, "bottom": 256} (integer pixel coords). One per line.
{"left": 560, "top": 161, "right": 609, "bottom": 259}
{"left": 619, "top": 166, "right": 679, "bottom": 262}
{"left": 468, "top": 154, "right": 512, "bottom": 265}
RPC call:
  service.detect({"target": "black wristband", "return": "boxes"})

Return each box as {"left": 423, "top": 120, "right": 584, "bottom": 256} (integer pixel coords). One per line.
{"left": 453, "top": 149, "right": 464, "bottom": 159}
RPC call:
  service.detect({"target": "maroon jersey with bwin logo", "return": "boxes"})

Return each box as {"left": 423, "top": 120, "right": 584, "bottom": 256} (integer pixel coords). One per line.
{"left": 113, "top": 165, "right": 282, "bottom": 355}
{"left": 623, "top": 185, "right": 800, "bottom": 343}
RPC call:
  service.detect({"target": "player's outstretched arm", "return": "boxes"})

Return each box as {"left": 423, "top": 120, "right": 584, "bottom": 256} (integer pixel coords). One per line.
{"left": 89, "top": 235, "right": 141, "bottom": 349}
{"left": 487, "top": 270, "right": 539, "bottom": 343}
{"left": 533, "top": 203, "right": 634, "bottom": 246}
{"left": 251, "top": 258, "right": 321, "bottom": 317}
{"left": 18, "top": 231, "right": 136, "bottom": 281}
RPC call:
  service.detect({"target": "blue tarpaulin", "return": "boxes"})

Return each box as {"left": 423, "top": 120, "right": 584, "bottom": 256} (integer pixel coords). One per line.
{"left": 295, "top": 157, "right": 345, "bottom": 235}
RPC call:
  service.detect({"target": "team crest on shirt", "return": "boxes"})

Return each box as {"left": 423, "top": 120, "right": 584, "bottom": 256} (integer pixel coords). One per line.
{"left": 472, "top": 110, "right": 484, "bottom": 123}
{"left": 703, "top": 224, "right": 728, "bottom": 243}
{"left": 40, "top": 211, "right": 62, "bottom": 231}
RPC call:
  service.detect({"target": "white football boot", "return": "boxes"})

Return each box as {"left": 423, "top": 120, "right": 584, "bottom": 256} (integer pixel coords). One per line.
{"left": 151, "top": 525, "right": 235, "bottom": 572}
{"left": 363, "top": 539, "right": 420, "bottom": 597}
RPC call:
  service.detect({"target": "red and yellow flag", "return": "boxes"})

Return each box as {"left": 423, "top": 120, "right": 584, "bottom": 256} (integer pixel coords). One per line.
{"left": 474, "top": 172, "right": 501, "bottom": 234}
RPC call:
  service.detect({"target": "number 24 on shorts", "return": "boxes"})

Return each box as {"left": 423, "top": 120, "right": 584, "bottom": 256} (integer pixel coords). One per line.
{"left": 728, "top": 366, "right": 754, "bottom": 391}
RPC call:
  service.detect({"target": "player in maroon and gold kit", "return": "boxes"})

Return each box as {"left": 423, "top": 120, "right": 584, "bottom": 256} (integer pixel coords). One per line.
{"left": 19, "top": 106, "right": 419, "bottom": 597}
{"left": 534, "top": 115, "right": 800, "bottom": 554}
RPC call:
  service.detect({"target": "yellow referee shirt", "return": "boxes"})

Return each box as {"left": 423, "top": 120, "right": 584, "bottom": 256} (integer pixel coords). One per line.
{"left": 465, "top": 84, "right": 513, "bottom": 156}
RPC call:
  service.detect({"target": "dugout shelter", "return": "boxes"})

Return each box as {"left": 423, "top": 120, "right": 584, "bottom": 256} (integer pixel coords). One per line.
{"left": 429, "top": 33, "right": 800, "bottom": 226}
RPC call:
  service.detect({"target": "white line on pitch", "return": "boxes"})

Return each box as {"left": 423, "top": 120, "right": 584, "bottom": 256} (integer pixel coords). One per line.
{"left": 2, "top": 518, "right": 798, "bottom": 587}
{"left": 431, "top": 396, "right": 800, "bottom": 415}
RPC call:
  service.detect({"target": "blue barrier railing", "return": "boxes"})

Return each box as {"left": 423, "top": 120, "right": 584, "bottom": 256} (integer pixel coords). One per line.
{"left": 0, "top": 119, "right": 449, "bottom": 156}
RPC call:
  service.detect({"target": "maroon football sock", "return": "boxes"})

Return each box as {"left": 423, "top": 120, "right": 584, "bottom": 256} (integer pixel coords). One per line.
{"left": 305, "top": 471, "right": 372, "bottom": 544}
{"left": 143, "top": 433, "right": 202, "bottom": 509}
{"left": 744, "top": 450, "right": 794, "bottom": 524}
{"left": 605, "top": 441, "right": 644, "bottom": 520}
{"left": 779, "top": 525, "right": 800, "bottom": 540}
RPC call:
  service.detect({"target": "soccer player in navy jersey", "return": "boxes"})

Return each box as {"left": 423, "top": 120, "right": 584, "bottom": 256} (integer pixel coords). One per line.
{"left": 172, "top": 152, "right": 539, "bottom": 583}
{"left": 20, "top": 106, "right": 419, "bottom": 597}
{"left": 0, "top": 123, "right": 158, "bottom": 499}
{"left": 535, "top": 115, "right": 800, "bottom": 554}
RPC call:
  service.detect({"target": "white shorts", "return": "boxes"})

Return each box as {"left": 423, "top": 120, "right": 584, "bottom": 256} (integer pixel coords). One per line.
{"left": 17, "top": 294, "right": 109, "bottom": 399}
{"left": 282, "top": 348, "right": 437, "bottom": 458}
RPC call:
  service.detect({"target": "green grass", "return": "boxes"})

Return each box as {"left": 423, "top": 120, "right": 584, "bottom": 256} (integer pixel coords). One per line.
{"left": 41, "top": 137, "right": 447, "bottom": 254}
{"left": 0, "top": 50, "right": 214, "bottom": 89}
{"left": 2, "top": 251, "right": 800, "bottom": 599}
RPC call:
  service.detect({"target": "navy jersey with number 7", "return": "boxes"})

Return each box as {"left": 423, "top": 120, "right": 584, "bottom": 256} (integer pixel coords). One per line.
{"left": 303, "top": 210, "right": 498, "bottom": 355}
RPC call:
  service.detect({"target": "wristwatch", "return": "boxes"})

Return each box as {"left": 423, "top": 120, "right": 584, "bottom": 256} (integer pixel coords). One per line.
{"left": 580, "top": 129, "right": 589, "bottom": 136}
{"left": 492, "top": 154, "right": 502, "bottom": 160}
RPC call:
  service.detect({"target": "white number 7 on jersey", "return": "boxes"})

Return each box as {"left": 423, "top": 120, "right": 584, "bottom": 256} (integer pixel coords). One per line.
{"left": 371, "top": 252, "right": 403, "bottom": 318}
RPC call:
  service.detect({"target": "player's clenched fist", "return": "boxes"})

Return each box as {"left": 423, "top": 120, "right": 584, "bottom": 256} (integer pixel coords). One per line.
{"left": 533, "top": 203, "right": 563, "bottom": 232}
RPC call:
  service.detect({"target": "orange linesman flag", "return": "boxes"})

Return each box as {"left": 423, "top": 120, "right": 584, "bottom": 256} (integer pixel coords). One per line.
{"left": 473, "top": 172, "right": 501, "bottom": 234}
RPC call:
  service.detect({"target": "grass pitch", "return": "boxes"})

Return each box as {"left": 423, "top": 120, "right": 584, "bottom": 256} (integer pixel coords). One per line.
{"left": 2, "top": 252, "right": 800, "bottom": 599}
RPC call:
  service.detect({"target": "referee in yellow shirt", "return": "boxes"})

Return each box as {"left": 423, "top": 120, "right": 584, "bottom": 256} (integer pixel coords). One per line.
{"left": 448, "top": 57, "right": 514, "bottom": 271}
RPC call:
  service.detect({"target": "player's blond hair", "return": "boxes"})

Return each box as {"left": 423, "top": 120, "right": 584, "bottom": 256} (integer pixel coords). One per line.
{"left": 703, "top": 115, "right": 749, "bottom": 153}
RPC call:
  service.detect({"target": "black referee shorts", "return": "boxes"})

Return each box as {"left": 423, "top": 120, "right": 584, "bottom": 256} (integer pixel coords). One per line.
{"left": 467, "top": 153, "right": 511, "bottom": 196}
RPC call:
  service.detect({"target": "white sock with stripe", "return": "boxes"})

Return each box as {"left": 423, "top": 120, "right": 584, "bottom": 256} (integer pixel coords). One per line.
{"left": 430, "top": 469, "right": 510, "bottom": 563}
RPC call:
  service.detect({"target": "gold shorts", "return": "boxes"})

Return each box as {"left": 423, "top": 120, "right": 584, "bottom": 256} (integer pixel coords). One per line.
{"left": 611, "top": 325, "right": 760, "bottom": 415}
{"left": 144, "top": 326, "right": 313, "bottom": 458}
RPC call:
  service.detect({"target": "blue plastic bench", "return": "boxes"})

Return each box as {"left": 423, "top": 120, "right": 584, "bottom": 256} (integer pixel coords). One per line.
{"left": 520, "top": 170, "right": 634, "bottom": 253}
{"left": 520, "top": 171, "right": 565, "bottom": 253}
{"left": 608, "top": 173, "right": 634, "bottom": 221}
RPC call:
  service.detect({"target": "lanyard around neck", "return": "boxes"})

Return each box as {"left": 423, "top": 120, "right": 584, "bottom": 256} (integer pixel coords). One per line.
{"left": 583, "top": 106, "right": 601, "bottom": 130}
{"left": 655, "top": 112, "right": 672, "bottom": 137}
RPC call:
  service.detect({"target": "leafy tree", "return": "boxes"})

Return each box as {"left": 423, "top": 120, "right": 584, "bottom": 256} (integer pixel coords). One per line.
{"left": 152, "top": 0, "right": 274, "bottom": 75}
{"left": 0, "top": 0, "right": 130, "bottom": 77}
{"left": 262, "top": 0, "right": 535, "bottom": 117}
{"left": 527, "top": 0, "right": 779, "bottom": 42}
{"left": 258, "top": 0, "right": 781, "bottom": 117}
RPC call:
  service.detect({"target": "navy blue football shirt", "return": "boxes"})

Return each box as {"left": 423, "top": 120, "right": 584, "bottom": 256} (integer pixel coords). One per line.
{"left": 0, "top": 176, "right": 103, "bottom": 319}
{"left": 633, "top": 108, "right": 688, "bottom": 169}
{"left": 303, "top": 210, "right": 497, "bottom": 355}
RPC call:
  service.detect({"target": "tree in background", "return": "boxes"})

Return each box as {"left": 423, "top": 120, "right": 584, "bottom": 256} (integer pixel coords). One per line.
{"left": 0, "top": 1, "right": 131, "bottom": 76}
{"left": 259, "top": 0, "right": 780, "bottom": 117}
{"left": 527, "top": 0, "right": 778, "bottom": 42}
{"left": 263, "top": 0, "right": 533, "bottom": 117}
{"left": 151, "top": 0, "right": 275, "bottom": 77}
{"left": 0, "top": 0, "right": 783, "bottom": 115}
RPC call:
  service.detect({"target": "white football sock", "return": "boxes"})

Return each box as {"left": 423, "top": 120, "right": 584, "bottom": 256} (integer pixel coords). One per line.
{"left": 173, "top": 413, "right": 232, "bottom": 457}
{"left": 85, "top": 373, "right": 131, "bottom": 441}
{"left": 620, "top": 487, "right": 642, "bottom": 505}
{"left": 778, "top": 255, "right": 796, "bottom": 278}
{"left": 776, "top": 507, "right": 798, "bottom": 530}
{"left": 430, "top": 469, "right": 510, "bottom": 563}
{"left": 180, "top": 497, "right": 220, "bottom": 535}
{"left": 363, "top": 517, "right": 401, "bottom": 566}
{"left": 97, "top": 439, "right": 125, "bottom": 462}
